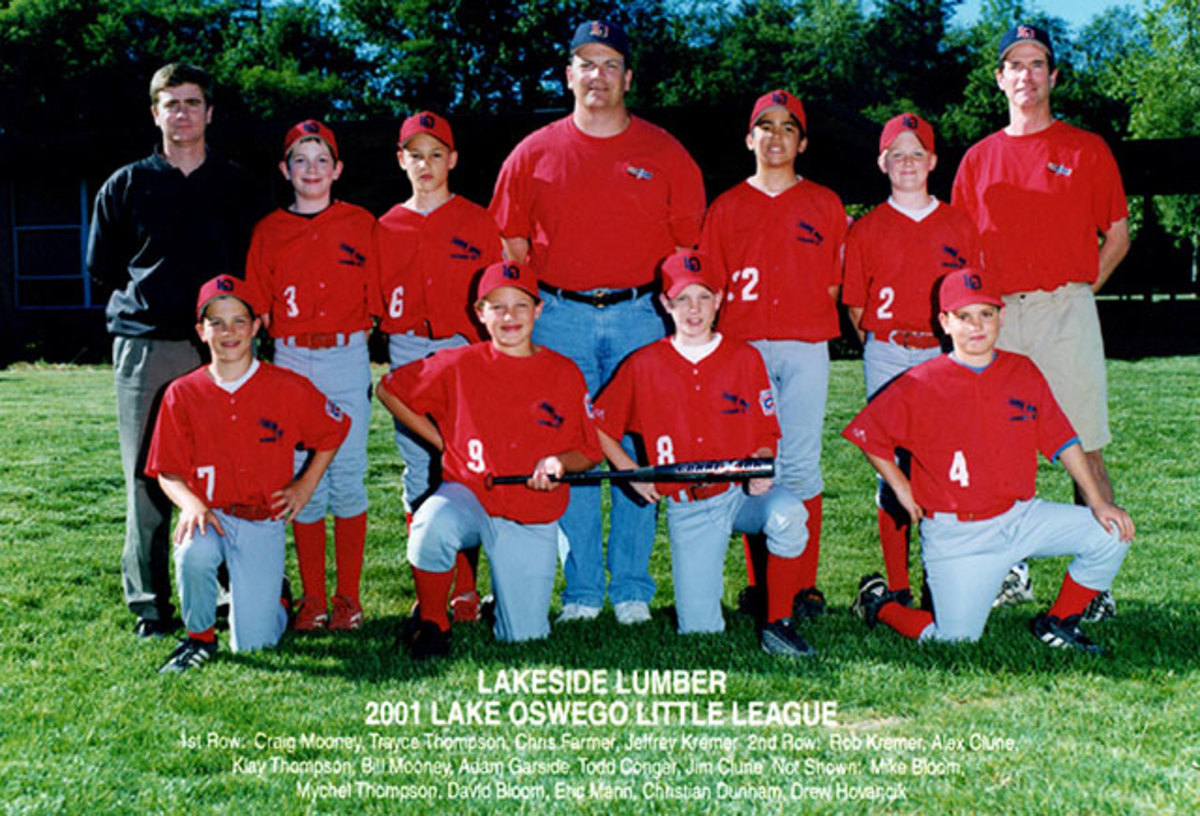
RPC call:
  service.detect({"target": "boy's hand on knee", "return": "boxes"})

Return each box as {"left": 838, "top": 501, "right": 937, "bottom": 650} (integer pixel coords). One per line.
{"left": 1092, "top": 501, "right": 1134, "bottom": 542}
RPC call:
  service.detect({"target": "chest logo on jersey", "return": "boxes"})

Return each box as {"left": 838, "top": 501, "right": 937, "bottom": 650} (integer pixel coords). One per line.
{"left": 795, "top": 220, "right": 824, "bottom": 245}
{"left": 338, "top": 243, "right": 367, "bottom": 267}
{"left": 1008, "top": 398, "right": 1038, "bottom": 421}
{"left": 721, "top": 392, "right": 751, "bottom": 415}
{"left": 941, "top": 245, "right": 969, "bottom": 269}
{"left": 258, "top": 418, "right": 283, "bottom": 443}
{"left": 536, "top": 401, "right": 565, "bottom": 429}
{"left": 626, "top": 165, "right": 654, "bottom": 181}
{"left": 450, "top": 236, "right": 482, "bottom": 261}
{"left": 1046, "top": 162, "right": 1074, "bottom": 178}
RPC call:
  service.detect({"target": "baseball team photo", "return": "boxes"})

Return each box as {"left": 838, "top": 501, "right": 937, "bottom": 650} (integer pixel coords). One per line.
{"left": 1, "top": 0, "right": 1198, "bottom": 812}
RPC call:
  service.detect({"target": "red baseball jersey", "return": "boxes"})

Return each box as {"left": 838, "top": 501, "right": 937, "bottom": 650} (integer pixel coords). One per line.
{"left": 145, "top": 363, "right": 350, "bottom": 510}
{"left": 374, "top": 195, "right": 502, "bottom": 339}
{"left": 595, "top": 337, "right": 780, "bottom": 494}
{"left": 951, "top": 120, "right": 1128, "bottom": 295}
{"left": 700, "top": 180, "right": 848, "bottom": 342}
{"left": 379, "top": 343, "right": 601, "bottom": 523}
{"left": 489, "top": 115, "right": 706, "bottom": 291}
{"left": 843, "top": 201, "right": 982, "bottom": 335}
{"left": 243, "top": 201, "right": 380, "bottom": 337}
{"left": 841, "top": 351, "right": 1078, "bottom": 515}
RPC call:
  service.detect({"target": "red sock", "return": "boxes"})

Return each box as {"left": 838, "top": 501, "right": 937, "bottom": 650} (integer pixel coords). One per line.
{"left": 795, "top": 494, "right": 823, "bottom": 588}
{"left": 741, "top": 534, "right": 767, "bottom": 587}
{"left": 1048, "top": 572, "right": 1100, "bottom": 619}
{"left": 292, "top": 520, "right": 328, "bottom": 605}
{"left": 878, "top": 603, "right": 934, "bottom": 640}
{"left": 766, "top": 553, "right": 804, "bottom": 623}
{"left": 411, "top": 566, "right": 453, "bottom": 631}
{"left": 188, "top": 627, "right": 216, "bottom": 643}
{"left": 405, "top": 512, "right": 413, "bottom": 536}
{"left": 453, "top": 549, "right": 478, "bottom": 596}
{"left": 334, "top": 513, "right": 366, "bottom": 602}
{"left": 878, "top": 507, "right": 911, "bottom": 591}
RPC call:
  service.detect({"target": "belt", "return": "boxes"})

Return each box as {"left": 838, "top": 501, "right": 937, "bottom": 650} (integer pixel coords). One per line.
{"left": 672, "top": 482, "right": 732, "bottom": 503}
{"left": 281, "top": 331, "right": 360, "bottom": 349}
{"left": 221, "top": 503, "right": 274, "bottom": 521}
{"left": 928, "top": 504, "right": 1013, "bottom": 522}
{"left": 537, "top": 281, "right": 655, "bottom": 308}
{"left": 886, "top": 330, "right": 941, "bottom": 349}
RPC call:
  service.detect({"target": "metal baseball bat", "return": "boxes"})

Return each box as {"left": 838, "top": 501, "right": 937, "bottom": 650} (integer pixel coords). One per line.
{"left": 484, "top": 457, "right": 774, "bottom": 489}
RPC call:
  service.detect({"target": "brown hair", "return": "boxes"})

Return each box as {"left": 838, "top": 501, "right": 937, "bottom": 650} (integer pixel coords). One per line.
{"left": 149, "top": 63, "right": 214, "bottom": 106}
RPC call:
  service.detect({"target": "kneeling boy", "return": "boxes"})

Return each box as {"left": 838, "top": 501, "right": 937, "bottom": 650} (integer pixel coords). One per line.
{"left": 146, "top": 275, "right": 349, "bottom": 673}
{"left": 376, "top": 262, "right": 600, "bottom": 658}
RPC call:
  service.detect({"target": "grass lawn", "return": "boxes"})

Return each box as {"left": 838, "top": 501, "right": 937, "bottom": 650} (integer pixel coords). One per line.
{"left": 1, "top": 358, "right": 1197, "bottom": 814}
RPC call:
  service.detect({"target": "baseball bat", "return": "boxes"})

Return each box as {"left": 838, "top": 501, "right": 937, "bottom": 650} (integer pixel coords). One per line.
{"left": 484, "top": 457, "right": 774, "bottom": 489}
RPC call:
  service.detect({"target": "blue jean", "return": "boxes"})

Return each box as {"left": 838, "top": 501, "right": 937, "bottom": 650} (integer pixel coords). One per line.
{"left": 533, "top": 290, "right": 667, "bottom": 607}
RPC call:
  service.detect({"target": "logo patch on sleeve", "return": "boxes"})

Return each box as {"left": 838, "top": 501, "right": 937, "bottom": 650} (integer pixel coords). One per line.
{"left": 325, "top": 399, "right": 345, "bottom": 421}
{"left": 759, "top": 389, "right": 777, "bottom": 416}
{"left": 583, "top": 393, "right": 595, "bottom": 420}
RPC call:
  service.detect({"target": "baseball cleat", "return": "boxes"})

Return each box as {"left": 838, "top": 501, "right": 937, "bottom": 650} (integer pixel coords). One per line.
{"left": 556, "top": 603, "right": 602, "bottom": 623}
{"left": 792, "top": 586, "right": 827, "bottom": 620}
{"left": 401, "top": 614, "right": 452, "bottom": 660}
{"left": 158, "top": 637, "right": 217, "bottom": 674}
{"left": 1080, "top": 589, "right": 1117, "bottom": 623}
{"left": 891, "top": 587, "right": 915, "bottom": 609}
{"left": 329, "top": 594, "right": 364, "bottom": 631}
{"left": 134, "top": 617, "right": 177, "bottom": 639}
{"left": 993, "top": 561, "right": 1035, "bottom": 607}
{"left": 291, "top": 597, "right": 329, "bottom": 631}
{"left": 852, "top": 573, "right": 891, "bottom": 628}
{"left": 614, "top": 600, "right": 652, "bottom": 625}
{"left": 736, "top": 585, "right": 766, "bottom": 620}
{"left": 449, "top": 590, "right": 482, "bottom": 623}
{"left": 1030, "top": 613, "right": 1104, "bottom": 655}
{"left": 760, "top": 618, "right": 815, "bottom": 658}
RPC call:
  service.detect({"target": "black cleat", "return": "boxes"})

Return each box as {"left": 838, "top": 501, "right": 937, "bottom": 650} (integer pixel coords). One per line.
{"left": 134, "top": 617, "right": 178, "bottom": 639}
{"left": 1080, "top": 589, "right": 1117, "bottom": 623}
{"left": 158, "top": 637, "right": 217, "bottom": 674}
{"left": 1030, "top": 613, "right": 1105, "bottom": 655}
{"left": 851, "top": 573, "right": 891, "bottom": 629}
{"left": 400, "top": 611, "right": 453, "bottom": 660}
{"left": 760, "top": 618, "right": 815, "bottom": 658}
{"left": 792, "top": 586, "right": 827, "bottom": 620}
{"left": 736, "top": 584, "right": 766, "bottom": 620}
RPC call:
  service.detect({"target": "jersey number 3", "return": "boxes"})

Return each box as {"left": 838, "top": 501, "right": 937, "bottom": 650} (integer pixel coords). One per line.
{"left": 949, "top": 450, "right": 970, "bottom": 487}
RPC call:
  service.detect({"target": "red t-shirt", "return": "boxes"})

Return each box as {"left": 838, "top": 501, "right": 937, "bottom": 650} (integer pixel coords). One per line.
{"left": 243, "top": 201, "right": 379, "bottom": 336}
{"left": 595, "top": 337, "right": 779, "bottom": 494}
{"left": 489, "top": 115, "right": 706, "bottom": 290}
{"left": 145, "top": 363, "right": 350, "bottom": 510}
{"left": 842, "top": 351, "right": 1078, "bottom": 515}
{"left": 843, "top": 201, "right": 982, "bottom": 335}
{"left": 379, "top": 343, "right": 601, "bottom": 523}
{"left": 374, "top": 195, "right": 502, "bottom": 339}
{"left": 951, "top": 120, "right": 1128, "bottom": 294}
{"left": 700, "top": 179, "right": 848, "bottom": 342}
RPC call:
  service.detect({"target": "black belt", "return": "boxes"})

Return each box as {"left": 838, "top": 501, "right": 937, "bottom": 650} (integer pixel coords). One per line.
{"left": 537, "top": 281, "right": 656, "bottom": 308}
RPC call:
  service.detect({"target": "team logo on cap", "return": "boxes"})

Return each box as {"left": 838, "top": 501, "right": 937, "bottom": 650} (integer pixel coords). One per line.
{"left": 960, "top": 271, "right": 983, "bottom": 291}
{"left": 590, "top": 21, "right": 609, "bottom": 38}
{"left": 1017, "top": 25, "right": 1036, "bottom": 39}
{"left": 502, "top": 263, "right": 521, "bottom": 280}
{"left": 420, "top": 113, "right": 436, "bottom": 128}
{"left": 682, "top": 255, "right": 702, "bottom": 273}
{"left": 302, "top": 121, "right": 321, "bottom": 135}
{"left": 216, "top": 277, "right": 235, "bottom": 293}
{"left": 902, "top": 114, "right": 919, "bottom": 129}
{"left": 772, "top": 91, "right": 788, "bottom": 106}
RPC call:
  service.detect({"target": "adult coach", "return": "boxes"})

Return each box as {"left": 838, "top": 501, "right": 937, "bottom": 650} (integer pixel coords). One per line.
{"left": 87, "top": 63, "right": 264, "bottom": 638}
{"left": 489, "top": 20, "right": 706, "bottom": 624}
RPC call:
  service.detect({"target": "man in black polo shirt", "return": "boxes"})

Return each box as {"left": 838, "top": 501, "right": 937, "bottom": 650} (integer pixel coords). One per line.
{"left": 87, "top": 63, "right": 264, "bottom": 637}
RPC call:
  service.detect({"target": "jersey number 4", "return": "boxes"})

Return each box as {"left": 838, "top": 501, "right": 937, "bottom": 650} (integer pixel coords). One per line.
{"left": 949, "top": 450, "right": 970, "bottom": 487}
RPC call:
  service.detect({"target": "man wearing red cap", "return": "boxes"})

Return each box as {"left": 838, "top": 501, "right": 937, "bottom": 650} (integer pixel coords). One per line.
{"left": 87, "top": 63, "right": 266, "bottom": 639}
{"left": 377, "top": 262, "right": 601, "bottom": 658}
{"left": 489, "top": 19, "right": 706, "bottom": 627}
{"left": 700, "top": 89, "right": 848, "bottom": 624}
{"left": 952, "top": 24, "right": 1130, "bottom": 618}
{"left": 843, "top": 269, "right": 1133, "bottom": 654}
{"left": 243, "top": 120, "right": 379, "bottom": 633}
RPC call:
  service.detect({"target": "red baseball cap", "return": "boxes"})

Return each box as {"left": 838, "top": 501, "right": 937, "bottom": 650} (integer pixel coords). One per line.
{"left": 476, "top": 261, "right": 539, "bottom": 302}
{"left": 196, "top": 274, "right": 254, "bottom": 320}
{"left": 660, "top": 250, "right": 723, "bottom": 298}
{"left": 879, "top": 112, "right": 935, "bottom": 154}
{"left": 939, "top": 269, "right": 1003, "bottom": 313}
{"left": 283, "top": 119, "right": 339, "bottom": 161}
{"left": 749, "top": 89, "right": 806, "bottom": 134}
{"left": 399, "top": 111, "right": 455, "bottom": 151}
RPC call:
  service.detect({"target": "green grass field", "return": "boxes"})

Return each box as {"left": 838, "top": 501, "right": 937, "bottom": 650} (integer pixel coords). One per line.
{"left": 1, "top": 359, "right": 1198, "bottom": 814}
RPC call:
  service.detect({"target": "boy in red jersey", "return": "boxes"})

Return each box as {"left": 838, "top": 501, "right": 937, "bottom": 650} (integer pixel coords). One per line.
{"left": 594, "top": 250, "right": 812, "bottom": 657}
{"left": 244, "top": 120, "right": 378, "bottom": 632}
{"left": 843, "top": 270, "right": 1133, "bottom": 654}
{"left": 842, "top": 113, "right": 981, "bottom": 603}
{"left": 700, "top": 90, "right": 847, "bottom": 623}
{"left": 377, "top": 262, "right": 601, "bottom": 658}
{"left": 146, "top": 275, "right": 348, "bottom": 672}
{"left": 374, "top": 111, "right": 503, "bottom": 623}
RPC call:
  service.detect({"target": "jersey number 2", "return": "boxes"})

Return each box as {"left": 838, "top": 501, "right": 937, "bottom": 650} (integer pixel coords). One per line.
{"left": 729, "top": 267, "right": 760, "bottom": 302}
{"left": 949, "top": 451, "right": 970, "bottom": 487}
{"left": 876, "top": 286, "right": 895, "bottom": 320}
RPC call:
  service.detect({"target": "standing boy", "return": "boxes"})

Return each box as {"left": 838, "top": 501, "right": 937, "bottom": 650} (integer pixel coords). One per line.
{"left": 377, "top": 262, "right": 601, "bottom": 658}
{"left": 374, "top": 111, "right": 503, "bottom": 623}
{"left": 700, "top": 90, "right": 846, "bottom": 620}
{"left": 243, "top": 120, "right": 377, "bottom": 632}
{"left": 146, "top": 275, "right": 349, "bottom": 672}
{"left": 842, "top": 113, "right": 981, "bottom": 601}
{"left": 842, "top": 270, "right": 1133, "bottom": 653}
{"left": 593, "top": 250, "right": 813, "bottom": 657}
